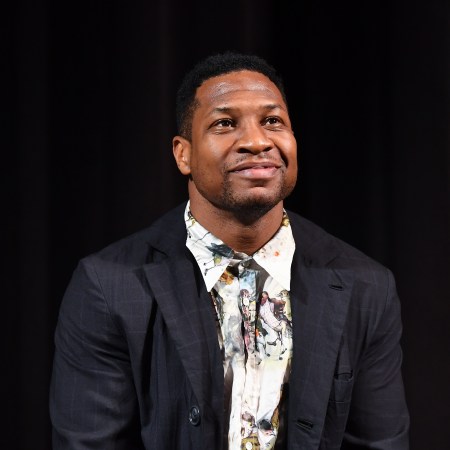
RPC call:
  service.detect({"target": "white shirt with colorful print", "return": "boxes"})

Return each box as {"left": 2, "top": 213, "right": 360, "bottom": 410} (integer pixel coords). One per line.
{"left": 185, "top": 202, "right": 295, "bottom": 450}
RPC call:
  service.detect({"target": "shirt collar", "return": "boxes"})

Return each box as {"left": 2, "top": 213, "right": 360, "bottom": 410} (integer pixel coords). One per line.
{"left": 184, "top": 201, "right": 295, "bottom": 292}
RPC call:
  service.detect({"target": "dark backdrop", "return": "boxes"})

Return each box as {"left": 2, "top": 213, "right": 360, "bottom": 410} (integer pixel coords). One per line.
{"left": 5, "top": 0, "right": 449, "bottom": 449}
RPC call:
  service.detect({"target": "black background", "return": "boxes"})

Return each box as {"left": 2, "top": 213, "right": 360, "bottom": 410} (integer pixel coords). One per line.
{"left": 5, "top": 0, "right": 450, "bottom": 448}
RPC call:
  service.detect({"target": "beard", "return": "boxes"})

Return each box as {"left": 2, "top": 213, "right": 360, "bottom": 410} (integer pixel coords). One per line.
{"left": 213, "top": 169, "right": 296, "bottom": 224}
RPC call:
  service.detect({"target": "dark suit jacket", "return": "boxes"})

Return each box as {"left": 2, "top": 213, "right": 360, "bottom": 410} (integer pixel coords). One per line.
{"left": 50, "top": 204, "right": 409, "bottom": 449}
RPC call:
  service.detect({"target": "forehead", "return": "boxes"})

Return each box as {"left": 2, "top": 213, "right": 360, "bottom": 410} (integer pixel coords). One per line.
{"left": 195, "top": 70, "right": 286, "bottom": 109}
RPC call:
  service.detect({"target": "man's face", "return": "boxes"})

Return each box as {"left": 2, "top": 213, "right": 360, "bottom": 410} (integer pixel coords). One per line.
{"left": 174, "top": 70, "right": 297, "bottom": 216}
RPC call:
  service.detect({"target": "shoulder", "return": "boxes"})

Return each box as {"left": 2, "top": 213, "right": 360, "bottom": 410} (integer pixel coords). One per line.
{"left": 287, "top": 210, "right": 392, "bottom": 281}
{"left": 80, "top": 203, "right": 188, "bottom": 276}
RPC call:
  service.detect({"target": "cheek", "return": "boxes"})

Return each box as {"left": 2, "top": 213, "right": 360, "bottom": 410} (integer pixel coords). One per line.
{"left": 278, "top": 136, "right": 297, "bottom": 168}
{"left": 189, "top": 147, "right": 224, "bottom": 188}
{"left": 284, "top": 136, "right": 297, "bottom": 158}
{"left": 191, "top": 140, "right": 228, "bottom": 171}
{"left": 280, "top": 136, "right": 298, "bottom": 182}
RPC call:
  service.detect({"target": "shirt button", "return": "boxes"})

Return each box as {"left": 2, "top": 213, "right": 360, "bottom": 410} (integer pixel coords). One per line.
{"left": 189, "top": 405, "right": 201, "bottom": 426}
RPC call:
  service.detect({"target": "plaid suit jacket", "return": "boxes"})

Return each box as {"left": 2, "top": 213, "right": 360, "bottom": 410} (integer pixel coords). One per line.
{"left": 50, "top": 203, "right": 409, "bottom": 449}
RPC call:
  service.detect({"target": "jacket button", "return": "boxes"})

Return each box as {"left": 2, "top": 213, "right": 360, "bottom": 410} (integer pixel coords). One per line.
{"left": 189, "top": 405, "right": 201, "bottom": 426}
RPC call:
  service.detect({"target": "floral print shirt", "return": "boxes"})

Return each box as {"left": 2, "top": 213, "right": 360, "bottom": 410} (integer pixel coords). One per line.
{"left": 185, "top": 202, "right": 295, "bottom": 450}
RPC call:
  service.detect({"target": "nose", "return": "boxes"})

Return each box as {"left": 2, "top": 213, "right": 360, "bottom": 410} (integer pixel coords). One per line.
{"left": 236, "top": 121, "right": 273, "bottom": 154}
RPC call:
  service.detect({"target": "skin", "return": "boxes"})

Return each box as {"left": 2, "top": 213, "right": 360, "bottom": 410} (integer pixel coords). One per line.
{"left": 173, "top": 70, "right": 297, "bottom": 254}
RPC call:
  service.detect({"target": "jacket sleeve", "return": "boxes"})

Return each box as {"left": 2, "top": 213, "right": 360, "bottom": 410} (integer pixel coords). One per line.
{"left": 342, "top": 269, "right": 410, "bottom": 449}
{"left": 49, "top": 258, "right": 144, "bottom": 449}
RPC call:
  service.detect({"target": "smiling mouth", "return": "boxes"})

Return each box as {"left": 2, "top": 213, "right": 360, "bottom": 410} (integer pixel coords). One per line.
{"left": 233, "top": 164, "right": 277, "bottom": 171}
{"left": 231, "top": 159, "right": 282, "bottom": 171}
{"left": 231, "top": 164, "right": 280, "bottom": 179}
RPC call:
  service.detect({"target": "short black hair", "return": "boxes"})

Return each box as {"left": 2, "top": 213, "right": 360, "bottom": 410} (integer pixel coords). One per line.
{"left": 175, "top": 51, "right": 287, "bottom": 139}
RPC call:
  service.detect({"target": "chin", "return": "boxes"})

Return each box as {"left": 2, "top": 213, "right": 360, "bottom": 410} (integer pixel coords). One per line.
{"left": 227, "top": 183, "right": 294, "bottom": 209}
{"left": 218, "top": 190, "right": 289, "bottom": 223}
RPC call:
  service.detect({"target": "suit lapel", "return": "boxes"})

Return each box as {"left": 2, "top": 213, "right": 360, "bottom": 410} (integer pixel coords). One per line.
{"left": 287, "top": 222, "right": 353, "bottom": 447}
{"left": 143, "top": 252, "right": 223, "bottom": 414}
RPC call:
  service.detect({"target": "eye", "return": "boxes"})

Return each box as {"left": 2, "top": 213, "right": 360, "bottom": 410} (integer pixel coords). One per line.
{"left": 263, "top": 116, "right": 283, "bottom": 126}
{"left": 213, "top": 118, "right": 235, "bottom": 128}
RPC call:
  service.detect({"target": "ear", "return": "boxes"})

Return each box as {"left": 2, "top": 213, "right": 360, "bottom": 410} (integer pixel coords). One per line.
{"left": 172, "top": 136, "right": 192, "bottom": 176}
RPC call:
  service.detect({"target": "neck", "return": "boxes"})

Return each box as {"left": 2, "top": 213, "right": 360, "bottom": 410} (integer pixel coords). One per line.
{"left": 188, "top": 195, "right": 284, "bottom": 256}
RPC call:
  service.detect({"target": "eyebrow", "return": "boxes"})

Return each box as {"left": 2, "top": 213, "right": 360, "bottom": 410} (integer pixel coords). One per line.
{"left": 210, "top": 103, "right": 286, "bottom": 115}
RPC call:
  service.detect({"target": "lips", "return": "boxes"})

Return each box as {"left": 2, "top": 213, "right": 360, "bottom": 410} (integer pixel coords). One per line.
{"left": 229, "top": 160, "right": 282, "bottom": 179}
{"left": 230, "top": 160, "right": 281, "bottom": 172}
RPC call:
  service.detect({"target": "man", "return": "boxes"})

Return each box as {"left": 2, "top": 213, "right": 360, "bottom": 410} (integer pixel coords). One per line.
{"left": 50, "top": 52, "right": 410, "bottom": 449}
